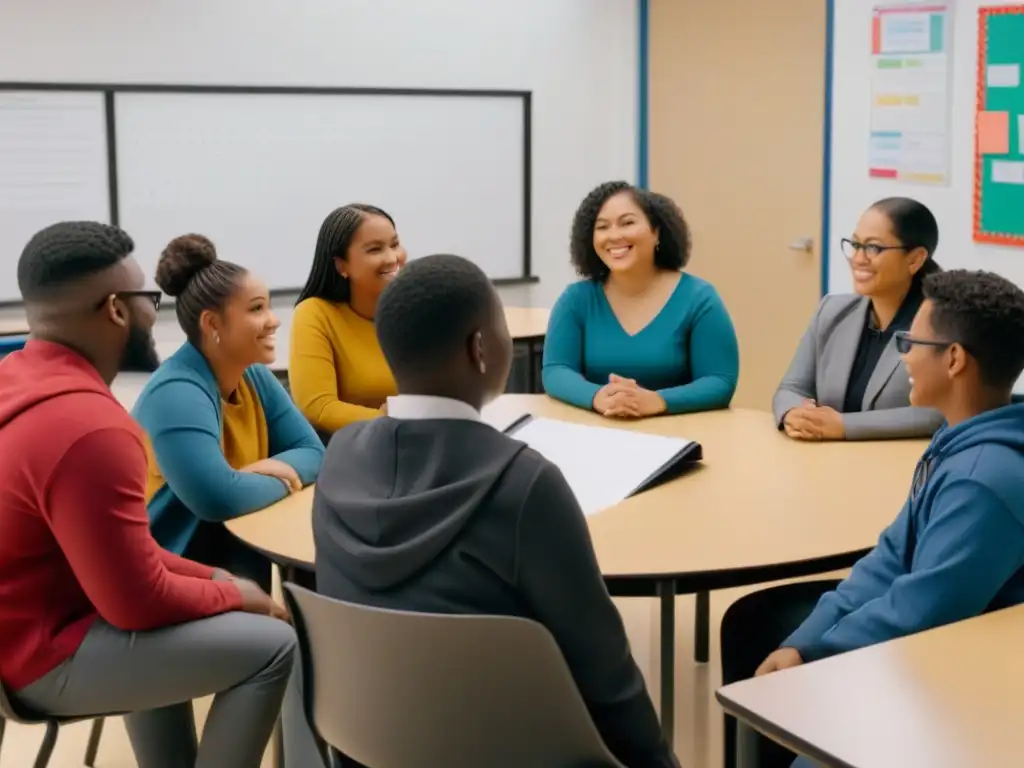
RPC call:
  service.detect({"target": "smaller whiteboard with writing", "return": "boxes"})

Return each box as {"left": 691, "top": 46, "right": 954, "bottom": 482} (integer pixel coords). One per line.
{"left": 511, "top": 417, "right": 697, "bottom": 516}
{"left": 0, "top": 91, "right": 110, "bottom": 301}
{"left": 115, "top": 91, "right": 526, "bottom": 290}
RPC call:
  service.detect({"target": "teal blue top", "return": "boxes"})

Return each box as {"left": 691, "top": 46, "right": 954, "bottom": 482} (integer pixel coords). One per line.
{"left": 133, "top": 342, "right": 324, "bottom": 555}
{"left": 541, "top": 274, "right": 739, "bottom": 414}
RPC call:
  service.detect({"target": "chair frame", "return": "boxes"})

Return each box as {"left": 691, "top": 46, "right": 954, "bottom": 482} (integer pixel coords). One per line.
{"left": 0, "top": 684, "right": 106, "bottom": 768}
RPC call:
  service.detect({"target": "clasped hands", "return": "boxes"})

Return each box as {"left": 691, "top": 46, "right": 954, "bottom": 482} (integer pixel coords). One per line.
{"left": 593, "top": 374, "right": 666, "bottom": 419}
{"left": 783, "top": 399, "right": 845, "bottom": 441}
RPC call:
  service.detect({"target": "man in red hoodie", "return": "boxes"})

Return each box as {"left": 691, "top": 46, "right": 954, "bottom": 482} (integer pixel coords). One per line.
{"left": 0, "top": 222, "right": 296, "bottom": 768}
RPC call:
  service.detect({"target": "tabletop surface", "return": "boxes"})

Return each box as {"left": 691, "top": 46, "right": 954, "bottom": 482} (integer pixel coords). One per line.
{"left": 225, "top": 394, "right": 928, "bottom": 579}
{"left": 717, "top": 603, "right": 1024, "bottom": 768}
{"left": 0, "top": 316, "right": 29, "bottom": 336}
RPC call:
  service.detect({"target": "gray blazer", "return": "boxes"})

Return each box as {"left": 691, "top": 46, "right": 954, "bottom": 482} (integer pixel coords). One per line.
{"left": 772, "top": 294, "right": 944, "bottom": 441}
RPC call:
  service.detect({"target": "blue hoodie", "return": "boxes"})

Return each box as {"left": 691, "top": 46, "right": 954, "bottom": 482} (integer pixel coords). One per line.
{"left": 785, "top": 403, "right": 1024, "bottom": 661}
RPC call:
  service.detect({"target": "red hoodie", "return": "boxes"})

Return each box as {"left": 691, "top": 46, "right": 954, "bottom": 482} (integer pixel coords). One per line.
{"left": 0, "top": 340, "right": 243, "bottom": 690}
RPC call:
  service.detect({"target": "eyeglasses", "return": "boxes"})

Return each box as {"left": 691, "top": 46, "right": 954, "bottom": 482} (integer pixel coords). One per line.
{"left": 94, "top": 290, "right": 163, "bottom": 311}
{"left": 894, "top": 331, "right": 952, "bottom": 355}
{"left": 841, "top": 238, "right": 909, "bottom": 260}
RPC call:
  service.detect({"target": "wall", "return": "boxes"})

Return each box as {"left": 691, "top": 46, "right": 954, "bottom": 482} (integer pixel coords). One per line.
{"left": 828, "top": 0, "right": 1021, "bottom": 294}
{"left": 0, "top": 0, "right": 639, "bottom": 308}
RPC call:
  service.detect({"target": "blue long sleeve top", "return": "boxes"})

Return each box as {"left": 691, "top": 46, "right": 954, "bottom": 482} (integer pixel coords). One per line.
{"left": 133, "top": 342, "right": 324, "bottom": 554}
{"left": 785, "top": 403, "right": 1024, "bottom": 661}
{"left": 541, "top": 273, "right": 739, "bottom": 414}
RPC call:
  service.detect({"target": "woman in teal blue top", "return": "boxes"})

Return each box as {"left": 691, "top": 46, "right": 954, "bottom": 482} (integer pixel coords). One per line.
{"left": 543, "top": 181, "right": 739, "bottom": 417}
{"left": 133, "top": 235, "right": 323, "bottom": 573}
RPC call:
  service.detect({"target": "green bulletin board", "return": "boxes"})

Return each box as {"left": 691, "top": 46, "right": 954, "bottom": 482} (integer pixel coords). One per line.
{"left": 974, "top": 5, "right": 1024, "bottom": 246}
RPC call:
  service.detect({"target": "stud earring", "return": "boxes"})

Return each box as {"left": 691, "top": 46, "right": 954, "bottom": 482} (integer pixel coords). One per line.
{"left": 341, "top": 272, "right": 349, "bottom": 279}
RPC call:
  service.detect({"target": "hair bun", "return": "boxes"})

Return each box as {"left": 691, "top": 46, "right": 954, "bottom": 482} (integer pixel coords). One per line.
{"left": 156, "top": 234, "right": 218, "bottom": 297}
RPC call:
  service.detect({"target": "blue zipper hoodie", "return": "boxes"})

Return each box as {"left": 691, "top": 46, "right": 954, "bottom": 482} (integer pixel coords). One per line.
{"left": 785, "top": 403, "right": 1024, "bottom": 661}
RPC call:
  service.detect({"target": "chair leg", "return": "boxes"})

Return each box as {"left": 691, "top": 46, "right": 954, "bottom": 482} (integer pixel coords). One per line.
{"left": 33, "top": 721, "right": 59, "bottom": 768}
{"left": 85, "top": 717, "right": 105, "bottom": 767}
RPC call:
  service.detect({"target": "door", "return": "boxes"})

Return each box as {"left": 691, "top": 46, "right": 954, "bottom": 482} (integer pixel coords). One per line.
{"left": 649, "top": 0, "right": 827, "bottom": 409}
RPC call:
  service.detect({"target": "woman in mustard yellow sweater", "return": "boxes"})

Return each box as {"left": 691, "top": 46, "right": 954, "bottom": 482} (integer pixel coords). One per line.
{"left": 290, "top": 204, "right": 406, "bottom": 435}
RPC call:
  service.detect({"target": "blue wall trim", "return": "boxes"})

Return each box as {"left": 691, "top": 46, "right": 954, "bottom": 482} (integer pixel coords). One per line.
{"left": 637, "top": 0, "right": 649, "bottom": 189}
{"left": 820, "top": 0, "right": 835, "bottom": 297}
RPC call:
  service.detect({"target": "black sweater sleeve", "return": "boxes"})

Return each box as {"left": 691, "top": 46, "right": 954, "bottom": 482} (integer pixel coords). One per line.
{"left": 515, "top": 461, "right": 679, "bottom": 768}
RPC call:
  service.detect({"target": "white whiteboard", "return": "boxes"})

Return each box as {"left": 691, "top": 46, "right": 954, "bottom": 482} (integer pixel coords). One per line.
{"left": 115, "top": 91, "right": 527, "bottom": 289}
{"left": 0, "top": 90, "right": 111, "bottom": 302}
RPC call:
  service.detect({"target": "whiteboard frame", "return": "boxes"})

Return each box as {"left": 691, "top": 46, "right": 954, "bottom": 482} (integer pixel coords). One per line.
{"left": 0, "top": 80, "right": 536, "bottom": 298}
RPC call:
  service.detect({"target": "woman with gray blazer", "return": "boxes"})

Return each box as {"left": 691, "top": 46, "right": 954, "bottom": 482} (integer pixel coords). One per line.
{"left": 773, "top": 198, "right": 945, "bottom": 441}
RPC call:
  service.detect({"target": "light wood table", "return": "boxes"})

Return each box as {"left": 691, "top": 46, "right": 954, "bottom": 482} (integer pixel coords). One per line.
{"left": 503, "top": 306, "right": 549, "bottom": 340}
{"left": 717, "top": 604, "right": 1024, "bottom": 768}
{"left": 226, "top": 395, "right": 927, "bottom": 745}
{"left": 0, "top": 317, "right": 29, "bottom": 337}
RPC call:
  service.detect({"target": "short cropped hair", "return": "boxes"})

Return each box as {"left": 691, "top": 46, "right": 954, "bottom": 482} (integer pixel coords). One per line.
{"left": 924, "top": 269, "right": 1024, "bottom": 389}
{"left": 18, "top": 221, "right": 134, "bottom": 301}
{"left": 376, "top": 254, "right": 496, "bottom": 378}
{"left": 570, "top": 181, "right": 691, "bottom": 281}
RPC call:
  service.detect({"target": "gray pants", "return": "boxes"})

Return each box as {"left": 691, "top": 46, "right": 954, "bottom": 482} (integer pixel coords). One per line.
{"left": 15, "top": 612, "right": 296, "bottom": 768}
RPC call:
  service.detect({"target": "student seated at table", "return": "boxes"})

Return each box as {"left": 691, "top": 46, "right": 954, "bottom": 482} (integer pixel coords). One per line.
{"left": 289, "top": 204, "right": 406, "bottom": 438}
{"left": 722, "top": 269, "right": 1024, "bottom": 768}
{"left": 773, "top": 198, "right": 945, "bottom": 441}
{"left": 543, "top": 181, "right": 738, "bottom": 418}
{"left": 0, "top": 221, "right": 294, "bottom": 768}
{"left": 133, "top": 234, "right": 323, "bottom": 581}
{"left": 314, "top": 253, "right": 679, "bottom": 768}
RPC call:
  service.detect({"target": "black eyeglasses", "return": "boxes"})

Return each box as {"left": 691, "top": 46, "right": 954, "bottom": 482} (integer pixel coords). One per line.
{"left": 894, "top": 330, "right": 952, "bottom": 355}
{"left": 94, "top": 290, "right": 163, "bottom": 311}
{"left": 841, "top": 238, "right": 909, "bottom": 260}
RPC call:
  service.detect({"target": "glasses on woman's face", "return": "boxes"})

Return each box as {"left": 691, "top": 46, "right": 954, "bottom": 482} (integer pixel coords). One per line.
{"left": 841, "top": 238, "right": 908, "bottom": 261}
{"left": 894, "top": 330, "right": 952, "bottom": 355}
{"left": 94, "top": 291, "right": 163, "bottom": 311}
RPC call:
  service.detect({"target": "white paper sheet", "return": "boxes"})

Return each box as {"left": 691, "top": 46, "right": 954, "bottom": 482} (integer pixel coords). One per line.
{"left": 510, "top": 417, "right": 695, "bottom": 516}
{"left": 992, "top": 160, "right": 1024, "bottom": 185}
{"left": 988, "top": 64, "right": 1021, "bottom": 89}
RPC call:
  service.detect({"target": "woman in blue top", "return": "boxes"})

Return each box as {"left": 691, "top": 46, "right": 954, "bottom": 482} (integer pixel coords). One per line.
{"left": 134, "top": 235, "right": 327, "bottom": 768}
{"left": 133, "top": 235, "right": 323, "bottom": 581}
{"left": 542, "top": 181, "right": 739, "bottom": 417}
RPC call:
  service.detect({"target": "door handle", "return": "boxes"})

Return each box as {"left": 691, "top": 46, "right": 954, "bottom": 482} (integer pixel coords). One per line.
{"left": 789, "top": 237, "right": 814, "bottom": 252}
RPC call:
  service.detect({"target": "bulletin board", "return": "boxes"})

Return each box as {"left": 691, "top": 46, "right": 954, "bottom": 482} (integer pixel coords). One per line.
{"left": 974, "top": 5, "right": 1024, "bottom": 246}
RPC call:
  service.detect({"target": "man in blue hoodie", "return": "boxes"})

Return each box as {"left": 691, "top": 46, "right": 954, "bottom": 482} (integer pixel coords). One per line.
{"left": 720, "top": 269, "right": 1024, "bottom": 768}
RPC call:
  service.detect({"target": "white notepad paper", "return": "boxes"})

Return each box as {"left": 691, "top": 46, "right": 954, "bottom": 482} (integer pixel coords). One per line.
{"left": 510, "top": 417, "right": 696, "bottom": 516}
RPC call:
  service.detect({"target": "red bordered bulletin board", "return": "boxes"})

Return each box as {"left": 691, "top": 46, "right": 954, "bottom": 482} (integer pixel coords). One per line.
{"left": 974, "top": 5, "right": 1024, "bottom": 247}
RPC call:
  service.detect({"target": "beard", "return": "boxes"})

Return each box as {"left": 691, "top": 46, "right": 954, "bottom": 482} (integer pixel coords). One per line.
{"left": 119, "top": 320, "right": 161, "bottom": 373}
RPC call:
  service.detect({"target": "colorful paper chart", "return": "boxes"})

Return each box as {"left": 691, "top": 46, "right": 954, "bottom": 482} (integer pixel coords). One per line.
{"left": 868, "top": 3, "right": 952, "bottom": 185}
{"left": 974, "top": 5, "right": 1024, "bottom": 246}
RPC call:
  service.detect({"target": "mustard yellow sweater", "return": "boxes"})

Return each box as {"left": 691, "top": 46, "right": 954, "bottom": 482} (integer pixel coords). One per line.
{"left": 289, "top": 298, "right": 396, "bottom": 434}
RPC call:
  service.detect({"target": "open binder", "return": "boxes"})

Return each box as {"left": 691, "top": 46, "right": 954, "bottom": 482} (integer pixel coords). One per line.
{"left": 485, "top": 410, "right": 702, "bottom": 516}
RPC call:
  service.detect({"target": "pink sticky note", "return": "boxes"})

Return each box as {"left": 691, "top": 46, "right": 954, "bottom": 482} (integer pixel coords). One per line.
{"left": 978, "top": 111, "right": 1010, "bottom": 155}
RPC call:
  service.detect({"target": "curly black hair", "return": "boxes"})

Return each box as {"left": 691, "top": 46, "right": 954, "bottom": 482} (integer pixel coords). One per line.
{"left": 18, "top": 221, "right": 134, "bottom": 301}
{"left": 924, "top": 269, "right": 1024, "bottom": 389}
{"left": 569, "top": 181, "right": 691, "bottom": 281}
